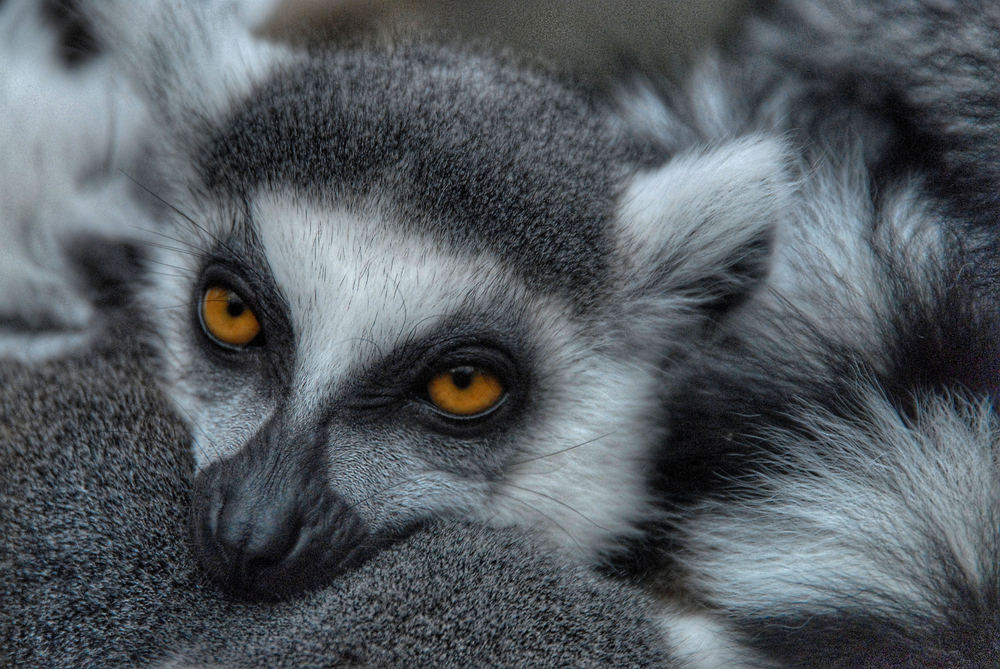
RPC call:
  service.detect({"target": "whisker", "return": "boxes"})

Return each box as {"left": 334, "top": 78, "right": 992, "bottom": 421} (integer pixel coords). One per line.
{"left": 141, "top": 241, "right": 205, "bottom": 258}
{"left": 345, "top": 476, "right": 424, "bottom": 514}
{"left": 123, "top": 175, "right": 271, "bottom": 289}
{"left": 123, "top": 175, "right": 290, "bottom": 325}
{"left": 503, "top": 482, "right": 613, "bottom": 533}
{"left": 149, "top": 303, "right": 193, "bottom": 311}
{"left": 143, "top": 271, "right": 188, "bottom": 282}
{"left": 510, "top": 432, "right": 615, "bottom": 467}
{"left": 165, "top": 394, "right": 227, "bottom": 464}
{"left": 122, "top": 174, "right": 225, "bottom": 249}
{"left": 143, "top": 231, "right": 211, "bottom": 255}
{"left": 491, "top": 489, "right": 588, "bottom": 555}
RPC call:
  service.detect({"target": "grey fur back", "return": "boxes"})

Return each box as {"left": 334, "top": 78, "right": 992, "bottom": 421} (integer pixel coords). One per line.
{"left": 0, "top": 320, "right": 671, "bottom": 667}
{"left": 196, "top": 44, "right": 635, "bottom": 307}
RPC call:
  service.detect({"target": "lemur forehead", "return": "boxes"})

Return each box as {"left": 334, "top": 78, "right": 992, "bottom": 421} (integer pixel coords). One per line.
{"left": 195, "top": 43, "right": 634, "bottom": 309}
{"left": 243, "top": 191, "right": 578, "bottom": 413}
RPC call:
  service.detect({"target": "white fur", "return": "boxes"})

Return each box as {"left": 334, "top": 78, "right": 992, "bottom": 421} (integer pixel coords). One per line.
{"left": 80, "top": 0, "right": 292, "bottom": 159}
{"left": 0, "top": 0, "right": 149, "bottom": 358}
{"left": 678, "top": 389, "right": 1000, "bottom": 626}
{"left": 766, "top": 161, "right": 944, "bottom": 360}
{"left": 660, "top": 608, "right": 774, "bottom": 669}
{"left": 617, "top": 135, "right": 791, "bottom": 299}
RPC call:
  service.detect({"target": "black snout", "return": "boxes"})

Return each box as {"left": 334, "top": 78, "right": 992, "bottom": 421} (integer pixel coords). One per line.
{"left": 211, "top": 475, "right": 304, "bottom": 580}
{"left": 190, "top": 434, "right": 371, "bottom": 601}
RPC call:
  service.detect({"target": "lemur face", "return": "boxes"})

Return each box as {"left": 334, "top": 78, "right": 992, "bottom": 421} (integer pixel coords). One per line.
{"left": 163, "top": 150, "right": 785, "bottom": 600}
{"left": 96, "top": 2, "right": 788, "bottom": 600}
{"left": 163, "top": 190, "right": 678, "bottom": 599}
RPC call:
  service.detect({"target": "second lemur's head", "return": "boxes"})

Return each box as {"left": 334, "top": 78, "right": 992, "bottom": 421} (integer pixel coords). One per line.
{"left": 91, "top": 1, "right": 789, "bottom": 600}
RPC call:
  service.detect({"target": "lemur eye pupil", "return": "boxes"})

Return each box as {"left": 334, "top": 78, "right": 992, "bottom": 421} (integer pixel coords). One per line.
{"left": 226, "top": 298, "right": 245, "bottom": 318}
{"left": 201, "top": 285, "right": 261, "bottom": 348}
{"left": 451, "top": 367, "right": 474, "bottom": 389}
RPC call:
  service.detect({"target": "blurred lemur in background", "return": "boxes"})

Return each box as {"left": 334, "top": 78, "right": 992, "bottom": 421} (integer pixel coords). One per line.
{"left": 6, "top": 0, "right": 1000, "bottom": 665}
{"left": 0, "top": 0, "right": 148, "bottom": 360}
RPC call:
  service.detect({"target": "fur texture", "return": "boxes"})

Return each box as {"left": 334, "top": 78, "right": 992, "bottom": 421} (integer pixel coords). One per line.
{"left": 73, "top": 0, "right": 790, "bottom": 603}
{"left": 755, "top": 0, "right": 1000, "bottom": 315}
{"left": 758, "top": 0, "right": 1000, "bottom": 231}
{"left": 8, "top": 0, "right": 1000, "bottom": 664}
{"left": 609, "top": 2, "right": 1000, "bottom": 663}
{"left": 678, "top": 390, "right": 1000, "bottom": 666}
{"left": 0, "top": 322, "right": 675, "bottom": 667}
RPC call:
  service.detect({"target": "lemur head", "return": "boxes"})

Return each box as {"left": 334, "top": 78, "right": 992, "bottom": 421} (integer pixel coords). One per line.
{"left": 89, "top": 1, "right": 789, "bottom": 599}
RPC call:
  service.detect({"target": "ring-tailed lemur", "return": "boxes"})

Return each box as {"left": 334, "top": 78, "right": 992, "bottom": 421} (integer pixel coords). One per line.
{"left": 27, "top": 0, "right": 1000, "bottom": 663}
{"left": 72, "top": 0, "right": 789, "bottom": 606}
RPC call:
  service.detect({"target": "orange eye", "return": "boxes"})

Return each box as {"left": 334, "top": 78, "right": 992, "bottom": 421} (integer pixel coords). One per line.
{"left": 427, "top": 366, "right": 505, "bottom": 417}
{"left": 200, "top": 286, "right": 261, "bottom": 348}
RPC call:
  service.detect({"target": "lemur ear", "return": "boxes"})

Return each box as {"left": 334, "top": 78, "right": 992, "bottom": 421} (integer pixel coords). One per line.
{"left": 78, "top": 0, "right": 287, "bottom": 141}
{"left": 616, "top": 135, "right": 791, "bottom": 318}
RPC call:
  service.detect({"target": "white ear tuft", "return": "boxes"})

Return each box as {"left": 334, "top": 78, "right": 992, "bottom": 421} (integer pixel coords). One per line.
{"left": 617, "top": 135, "right": 793, "bottom": 308}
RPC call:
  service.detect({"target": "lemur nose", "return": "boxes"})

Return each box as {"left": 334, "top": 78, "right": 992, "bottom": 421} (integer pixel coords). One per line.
{"left": 214, "top": 484, "right": 303, "bottom": 578}
{"left": 190, "top": 439, "right": 372, "bottom": 601}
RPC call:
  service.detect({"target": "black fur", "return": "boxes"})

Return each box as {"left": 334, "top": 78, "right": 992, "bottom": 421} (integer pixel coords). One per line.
{"left": 41, "top": 0, "right": 100, "bottom": 66}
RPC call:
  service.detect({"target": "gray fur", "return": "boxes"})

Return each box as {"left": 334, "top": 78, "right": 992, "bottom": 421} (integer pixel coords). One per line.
{"left": 194, "top": 45, "right": 629, "bottom": 306}
{"left": 68, "top": 0, "right": 789, "bottom": 600}
{"left": 677, "top": 388, "right": 1000, "bottom": 667}
{"left": 0, "top": 320, "right": 674, "bottom": 668}
{"left": 757, "top": 0, "right": 1000, "bottom": 241}
{"left": 611, "top": 4, "right": 1000, "bottom": 662}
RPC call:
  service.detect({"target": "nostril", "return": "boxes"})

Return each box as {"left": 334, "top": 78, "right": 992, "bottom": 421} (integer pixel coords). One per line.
{"left": 192, "top": 459, "right": 372, "bottom": 600}
{"left": 213, "top": 502, "right": 248, "bottom": 562}
{"left": 206, "top": 486, "right": 224, "bottom": 545}
{"left": 243, "top": 510, "right": 302, "bottom": 564}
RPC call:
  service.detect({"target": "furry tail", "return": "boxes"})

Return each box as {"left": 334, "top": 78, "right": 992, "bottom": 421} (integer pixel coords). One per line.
{"left": 757, "top": 0, "right": 1000, "bottom": 233}
{"left": 75, "top": 0, "right": 290, "bottom": 141}
{"left": 679, "top": 387, "right": 1000, "bottom": 666}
